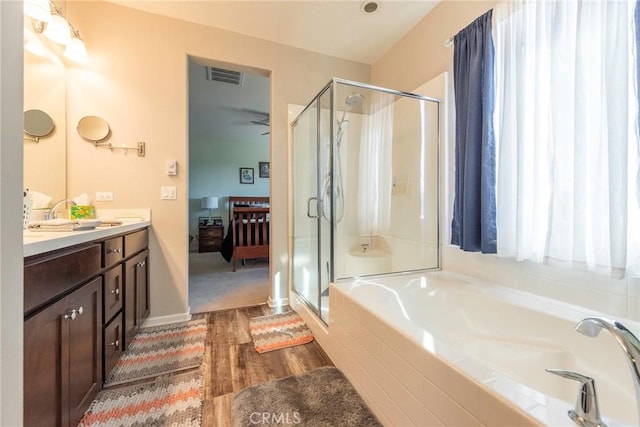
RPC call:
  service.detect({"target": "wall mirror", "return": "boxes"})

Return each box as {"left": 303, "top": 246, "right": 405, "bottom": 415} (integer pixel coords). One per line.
{"left": 23, "top": 39, "right": 67, "bottom": 203}
{"left": 77, "top": 115, "right": 111, "bottom": 143}
{"left": 24, "top": 109, "right": 55, "bottom": 141}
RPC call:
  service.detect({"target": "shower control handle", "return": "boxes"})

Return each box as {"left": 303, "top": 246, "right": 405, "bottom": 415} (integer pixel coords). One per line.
{"left": 307, "top": 197, "right": 319, "bottom": 219}
{"left": 546, "top": 369, "right": 607, "bottom": 427}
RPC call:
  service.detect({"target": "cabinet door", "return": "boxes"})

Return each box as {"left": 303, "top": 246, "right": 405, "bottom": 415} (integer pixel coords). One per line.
{"left": 24, "top": 278, "right": 102, "bottom": 427}
{"left": 24, "top": 297, "right": 68, "bottom": 427}
{"left": 123, "top": 249, "right": 150, "bottom": 349}
{"left": 68, "top": 277, "right": 103, "bottom": 426}
{"left": 124, "top": 256, "right": 137, "bottom": 348}
{"left": 136, "top": 249, "right": 150, "bottom": 325}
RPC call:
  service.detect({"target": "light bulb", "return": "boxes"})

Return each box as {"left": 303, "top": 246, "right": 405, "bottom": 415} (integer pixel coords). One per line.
{"left": 24, "top": 0, "right": 51, "bottom": 23}
{"left": 24, "top": 38, "right": 49, "bottom": 57}
{"left": 64, "top": 36, "right": 87, "bottom": 63}
{"left": 43, "top": 13, "right": 70, "bottom": 45}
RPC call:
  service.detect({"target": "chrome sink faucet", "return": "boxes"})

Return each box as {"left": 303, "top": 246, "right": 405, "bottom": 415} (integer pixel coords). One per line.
{"left": 576, "top": 317, "right": 640, "bottom": 424}
{"left": 46, "top": 199, "right": 76, "bottom": 220}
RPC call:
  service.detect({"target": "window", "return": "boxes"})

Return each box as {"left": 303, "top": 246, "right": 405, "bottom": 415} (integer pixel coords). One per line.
{"left": 492, "top": 0, "right": 640, "bottom": 277}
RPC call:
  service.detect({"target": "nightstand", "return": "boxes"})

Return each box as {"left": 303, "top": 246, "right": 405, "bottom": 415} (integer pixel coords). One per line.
{"left": 198, "top": 225, "right": 224, "bottom": 253}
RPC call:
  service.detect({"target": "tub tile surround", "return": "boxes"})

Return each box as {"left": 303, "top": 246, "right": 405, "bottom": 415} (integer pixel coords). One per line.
{"left": 331, "top": 288, "right": 539, "bottom": 427}
{"left": 292, "top": 272, "right": 637, "bottom": 427}
{"left": 443, "top": 245, "right": 639, "bottom": 324}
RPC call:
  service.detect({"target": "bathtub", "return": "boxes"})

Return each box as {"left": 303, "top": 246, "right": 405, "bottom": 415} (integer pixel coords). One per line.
{"left": 294, "top": 271, "right": 638, "bottom": 426}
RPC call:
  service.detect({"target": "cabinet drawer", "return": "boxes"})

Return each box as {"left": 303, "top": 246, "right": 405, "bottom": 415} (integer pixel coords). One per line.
{"left": 103, "top": 264, "right": 123, "bottom": 323}
{"left": 200, "top": 228, "right": 221, "bottom": 238}
{"left": 103, "top": 237, "right": 124, "bottom": 269}
{"left": 103, "top": 313, "right": 123, "bottom": 381}
{"left": 24, "top": 244, "right": 101, "bottom": 316}
{"left": 125, "top": 228, "right": 148, "bottom": 258}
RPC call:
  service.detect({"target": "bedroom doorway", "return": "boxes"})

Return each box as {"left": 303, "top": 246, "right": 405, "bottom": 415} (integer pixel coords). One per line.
{"left": 187, "top": 57, "right": 271, "bottom": 314}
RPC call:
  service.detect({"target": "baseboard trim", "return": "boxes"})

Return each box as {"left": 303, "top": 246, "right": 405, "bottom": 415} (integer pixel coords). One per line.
{"left": 142, "top": 310, "right": 192, "bottom": 327}
{"left": 268, "top": 295, "right": 289, "bottom": 308}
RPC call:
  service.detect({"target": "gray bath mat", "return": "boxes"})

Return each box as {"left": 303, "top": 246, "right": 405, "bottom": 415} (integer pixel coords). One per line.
{"left": 232, "top": 366, "right": 382, "bottom": 427}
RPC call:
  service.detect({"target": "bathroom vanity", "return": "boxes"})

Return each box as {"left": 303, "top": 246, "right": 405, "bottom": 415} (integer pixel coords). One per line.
{"left": 23, "top": 222, "right": 150, "bottom": 426}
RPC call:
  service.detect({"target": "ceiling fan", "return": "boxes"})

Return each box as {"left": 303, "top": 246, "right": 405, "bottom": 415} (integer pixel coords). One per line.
{"left": 243, "top": 108, "right": 270, "bottom": 135}
{"left": 251, "top": 117, "right": 270, "bottom": 135}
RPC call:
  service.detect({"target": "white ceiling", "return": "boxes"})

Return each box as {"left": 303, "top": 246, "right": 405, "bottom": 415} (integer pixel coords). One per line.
{"left": 109, "top": 0, "right": 440, "bottom": 64}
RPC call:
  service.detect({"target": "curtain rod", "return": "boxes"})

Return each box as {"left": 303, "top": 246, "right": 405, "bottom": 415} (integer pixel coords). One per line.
{"left": 444, "top": 37, "right": 454, "bottom": 48}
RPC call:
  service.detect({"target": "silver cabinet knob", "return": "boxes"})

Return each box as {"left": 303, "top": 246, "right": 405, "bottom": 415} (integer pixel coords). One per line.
{"left": 110, "top": 339, "right": 120, "bottom": 349}
{"left": 136, "top": 260, "right": 146, "bottom": 268}
{"left": 63, "top": 306, "right": 83, "bottom": 320}
{"left": 107, "top": 247, "right": 122, "bottom": 254}
{"left": 110, "top": 287, "right": 120, "bottom": 295}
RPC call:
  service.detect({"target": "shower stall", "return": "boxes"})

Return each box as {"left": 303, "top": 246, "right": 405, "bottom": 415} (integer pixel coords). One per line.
{"left": 291, "top": 78, "right": 440, "bottom": 323}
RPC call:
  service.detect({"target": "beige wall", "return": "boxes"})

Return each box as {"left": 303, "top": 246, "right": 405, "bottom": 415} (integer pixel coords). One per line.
{"left": 65, "top": 1, "right": 370, "bottom": 319}
{"left": 372, "top": 1, "right": 496, "bottom": 92}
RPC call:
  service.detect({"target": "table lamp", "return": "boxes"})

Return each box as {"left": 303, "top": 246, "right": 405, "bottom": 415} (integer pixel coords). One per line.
{"left": 201, "top": 196, "right": 218, "bottom": 222}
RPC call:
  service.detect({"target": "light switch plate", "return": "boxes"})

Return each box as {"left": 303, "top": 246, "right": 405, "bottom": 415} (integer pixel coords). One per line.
{"left": 166, "top": 159, "right": 177, "bottom": 176}
{"left": 160, "top": 186, "right": 177, "bottom": 200}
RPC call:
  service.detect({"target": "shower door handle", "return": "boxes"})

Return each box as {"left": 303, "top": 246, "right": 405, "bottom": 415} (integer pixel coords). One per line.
{"left": 307, "top": 197, "right": 319, "bottom": 218}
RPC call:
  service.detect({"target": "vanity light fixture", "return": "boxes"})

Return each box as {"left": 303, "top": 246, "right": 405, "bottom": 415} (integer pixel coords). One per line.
{"left": 26, "top": 0, "right": 88, "bottom": 64}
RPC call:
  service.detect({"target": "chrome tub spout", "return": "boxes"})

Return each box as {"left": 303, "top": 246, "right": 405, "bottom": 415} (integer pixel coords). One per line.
{"left": 576, "top": 317, "right": 640, "bottom": 424}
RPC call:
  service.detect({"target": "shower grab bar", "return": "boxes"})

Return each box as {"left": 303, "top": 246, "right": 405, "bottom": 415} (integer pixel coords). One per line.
{"left": 307, "top": 197, "right": 319, "bottom": 218}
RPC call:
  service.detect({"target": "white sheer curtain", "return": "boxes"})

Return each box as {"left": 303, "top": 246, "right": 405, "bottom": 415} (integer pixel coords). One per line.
{"left": 357, "top": 93, "right": 394, "bottom": 236}
{"left": 493, "top": 0, "right": 640, "bottom": 277}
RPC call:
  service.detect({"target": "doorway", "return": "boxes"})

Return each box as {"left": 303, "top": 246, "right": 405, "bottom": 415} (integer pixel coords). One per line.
{"left": 187, "top": 57, "right": 271, "bottom": 313}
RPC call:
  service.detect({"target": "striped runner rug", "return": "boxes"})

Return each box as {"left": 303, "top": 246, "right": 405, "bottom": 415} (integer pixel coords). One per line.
{"left": 79, "top": 370, "right": 202, "bottom": 427}
{"left": 249, "top": 310, "right": 314, "bottom": 353}
{"left": 105, "top": 319, "right": 207, "bottom": 386}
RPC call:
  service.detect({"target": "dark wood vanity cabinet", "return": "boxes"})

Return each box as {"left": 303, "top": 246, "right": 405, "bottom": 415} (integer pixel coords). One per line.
{"left": 24, "top": 226, "right": 150, "bottom": 427}
{"left": 103, "top": 228, "right": 149, "bottom": 373}
{"left": 24, "top": 275, "right": 102, "bottom": 427}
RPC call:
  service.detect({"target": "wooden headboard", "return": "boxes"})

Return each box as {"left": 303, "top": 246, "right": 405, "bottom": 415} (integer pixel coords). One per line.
{"left": 227, "top": 196, "right": 270, "bottom": 222}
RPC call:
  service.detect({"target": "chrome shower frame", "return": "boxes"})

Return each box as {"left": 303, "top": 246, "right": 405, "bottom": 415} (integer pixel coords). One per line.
{"left": 290, "top": 77, "right": 441, "bottom": 324}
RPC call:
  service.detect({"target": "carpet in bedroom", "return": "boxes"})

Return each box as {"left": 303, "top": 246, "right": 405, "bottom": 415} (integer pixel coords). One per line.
{"left": 189, "top": 252, "right": 269, "bottom": 313}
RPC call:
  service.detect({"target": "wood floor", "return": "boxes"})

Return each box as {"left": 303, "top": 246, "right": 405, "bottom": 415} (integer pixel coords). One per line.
{"left": 193, "top": 304, "right": 334, "bottom": 426}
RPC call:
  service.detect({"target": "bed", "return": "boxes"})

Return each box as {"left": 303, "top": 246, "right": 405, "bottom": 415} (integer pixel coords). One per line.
{"left": 220, "top": 196, "right": 270, "bottom": 271}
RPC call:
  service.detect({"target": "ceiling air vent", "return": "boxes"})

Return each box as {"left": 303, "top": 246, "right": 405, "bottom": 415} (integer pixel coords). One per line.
{"left": 206, "top": 67, "right": 245, "bottom": 85}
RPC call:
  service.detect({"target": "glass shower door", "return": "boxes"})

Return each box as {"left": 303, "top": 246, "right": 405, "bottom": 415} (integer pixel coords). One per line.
{"left": 291, "top": 86, "right": 333, "bottom": 322}
{"left": 292, "top": 98, "right": 320, "bottom": 314}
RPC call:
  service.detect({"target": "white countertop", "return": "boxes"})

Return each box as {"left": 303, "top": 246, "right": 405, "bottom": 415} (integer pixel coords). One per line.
{"left": 24, "top": 221, "right": 151, "bottom": 257}
{"left": 24, "top": 208, "right": 151, "bottom": 257}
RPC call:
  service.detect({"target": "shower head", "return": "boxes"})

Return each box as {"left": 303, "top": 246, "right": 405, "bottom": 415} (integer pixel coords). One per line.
{"left": 345, "top": 93, "right": 364, "bottom": 107}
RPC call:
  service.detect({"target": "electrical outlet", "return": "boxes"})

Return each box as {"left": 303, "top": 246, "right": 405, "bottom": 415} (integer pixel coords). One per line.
{"left": 160, "top": 186, "right": 177, "bottom": 200}
{"left": 96, "top": 192, "right": 113, "bottom": 201}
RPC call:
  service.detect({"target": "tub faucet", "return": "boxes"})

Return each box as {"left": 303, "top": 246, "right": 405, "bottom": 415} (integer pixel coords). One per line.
{"left": 46, "top": 199, "right": 76, "bottom": 220}
{"left": 575, "top": 317, "right": 640, "bottom": 424}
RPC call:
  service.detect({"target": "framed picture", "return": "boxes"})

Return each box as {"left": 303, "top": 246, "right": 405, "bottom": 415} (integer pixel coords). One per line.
{"left": 198, "top": 216, "right": 211, "bottom": 226}
{"left": 239, "top": 167, "right": 254, "bottom": 184}
{"left": 212, "top": 216, "right": 223, "bottom": 226}
{"left": 259, "top": 161, "right": 270, "bottom": 178}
